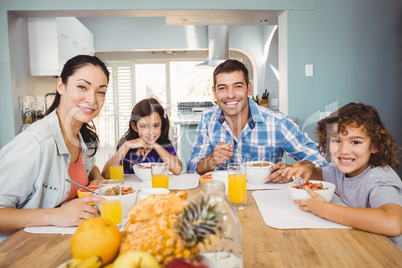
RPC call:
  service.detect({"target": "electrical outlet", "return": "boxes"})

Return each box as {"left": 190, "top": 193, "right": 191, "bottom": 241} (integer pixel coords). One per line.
{"left": 305, "top": 64, "right": 314, "bottom": 77}
{"left": 271, "top": 98, "right": 279, "bottom": 106}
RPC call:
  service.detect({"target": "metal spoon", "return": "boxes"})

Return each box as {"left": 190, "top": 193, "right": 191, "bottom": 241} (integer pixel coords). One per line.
{"left": 124, "top": 158, "right": 150, "bottom": 168}
{"left": 65, "top": 179, "right": 99, "bottom": 195}
{"left": 291, "top": 176, "right": 304, "bottom": 188}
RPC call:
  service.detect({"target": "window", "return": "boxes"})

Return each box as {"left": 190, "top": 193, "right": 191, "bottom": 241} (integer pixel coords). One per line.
{"left": 93, "top": 60, "right": 215, "bottom": 168}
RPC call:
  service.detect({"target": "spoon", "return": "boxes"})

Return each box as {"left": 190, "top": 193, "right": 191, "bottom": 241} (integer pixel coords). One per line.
{"left": 124, "top": 158, "right": 150, "bottom": 168}
{"left": 291, "top": 176, "right": 304, "bottom": 188}
{"left": 65, "top": 179, "right": 99, "bottom": 195}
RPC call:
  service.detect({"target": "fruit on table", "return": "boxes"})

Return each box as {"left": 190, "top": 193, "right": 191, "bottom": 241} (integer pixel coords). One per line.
{"left": 199, "top": 173, "right": 212, "bottom": 183}
{"left": 63, "top": 256, "right": 102, "bottom": 268}
{"left": 120, "top": 195, "right": 223, "bottom": 266}
{"left": 71, "top": 218, "right": 121, "bottom": 265}
{"left": 113, "top": 251, "right": 160, "bottom": 268}
{"left": 166, "top": 258, "right": 208, "bottom": 268}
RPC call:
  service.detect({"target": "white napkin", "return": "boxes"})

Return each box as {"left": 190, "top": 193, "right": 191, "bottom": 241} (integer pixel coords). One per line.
{"left": 24, "top": 218, "right": 128, "bottom": 234}
{"left": 124, "top": 173, "right": 200, "bottom": 190}
{"left": 24, "top": 226, "right": 77, "bottom": 235}
{"left": 252, "top": 190, "right": 351, "bottom": 229}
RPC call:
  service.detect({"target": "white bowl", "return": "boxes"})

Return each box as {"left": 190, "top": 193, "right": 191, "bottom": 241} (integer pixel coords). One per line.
{"left": 289, "top": 180, "right": 335, "bottom": 202}
{"left": 244, "top": 161, "right": 272, "bottom": 185}
{"left": 132, "top": 162, "right": 157, "bottom": 182}
{"left": 95, "top": 186, "right": 138, "bottom": 218}
{"left": 136, "top": 188, "right": 170, "bottom": 203}
{"left": 212, "top": 170, "right": 229, "bottom": 195}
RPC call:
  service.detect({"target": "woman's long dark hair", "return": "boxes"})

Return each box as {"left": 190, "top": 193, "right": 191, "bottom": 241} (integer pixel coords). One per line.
{"left": 45, "top": 55, "right": 110, "bottom": 156}
{"left": 117, "top": 98, "right": 171, "bottom": 149}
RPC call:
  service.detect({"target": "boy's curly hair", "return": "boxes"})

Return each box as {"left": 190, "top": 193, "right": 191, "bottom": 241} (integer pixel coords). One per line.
{"left": 316, "top": 102, "right": 399, "bottom": 171}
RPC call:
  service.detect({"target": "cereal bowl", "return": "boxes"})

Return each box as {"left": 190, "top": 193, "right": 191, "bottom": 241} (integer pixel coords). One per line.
{"left": 289, "top": 180, "right": 335, "bottom": 202}
{"left": 132, "top": 162, "right": 157, "bottom": 182}
{"left": 136, "top": 188, "right": 170, "bottom": 203}
{"left": 244, "top": 161, "right": 272, "bottom": 185}
{"left": 95, "top": 186, "right": 138, "bottom": 218}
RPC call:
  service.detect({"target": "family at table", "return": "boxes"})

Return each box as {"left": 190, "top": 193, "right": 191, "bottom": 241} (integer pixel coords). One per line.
{"left": 0, "top": 55, "right": 401, "bottom": 249}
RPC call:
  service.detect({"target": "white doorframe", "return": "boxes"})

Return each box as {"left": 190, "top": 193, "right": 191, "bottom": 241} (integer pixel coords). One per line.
{"left": 278, "top": 11, "right": 288, "bottom": 115}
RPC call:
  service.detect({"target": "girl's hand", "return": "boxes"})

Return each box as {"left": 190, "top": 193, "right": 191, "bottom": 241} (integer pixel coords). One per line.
{"left": 294, "top": 186, "right": 327, "bottom": 214}
{"left": 53, "top": 195, "right": 101, "bottom": 227}
{"left": 136, "top": 147, "right": 153, "bottom": 161}
{"left": 125, "top": 138, "right": 149, "bottom": 149}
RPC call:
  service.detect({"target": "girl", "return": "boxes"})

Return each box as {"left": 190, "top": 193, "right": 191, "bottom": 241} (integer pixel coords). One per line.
{"left": 102, "top": 98, "right": 182, "bottom": 177}
{"left": 283, "top": 102, "right": 402, "bottom": 248}
{"left": 0, "top": 55, "right": 109, "bottom": 235}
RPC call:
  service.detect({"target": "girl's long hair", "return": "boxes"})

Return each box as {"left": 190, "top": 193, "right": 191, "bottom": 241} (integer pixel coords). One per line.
{"left": 316, "top": 102, "right": 399, "bottom": 171}
{"left": 45, "top": 55, "right": 110, "bottom": 156}
{"left": 117, "top": 98, "right": 171, "bottom": 149}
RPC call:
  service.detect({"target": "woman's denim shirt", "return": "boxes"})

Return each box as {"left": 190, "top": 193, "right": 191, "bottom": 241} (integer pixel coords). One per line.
{"left": 0, "top": 109, "right": 95, "bottom": 209}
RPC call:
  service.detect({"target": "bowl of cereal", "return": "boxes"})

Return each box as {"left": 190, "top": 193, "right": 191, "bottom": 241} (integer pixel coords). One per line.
{"left": 289, "top": 180, "right": 335, "bottom": 202}
{"left": 95, "top": 185, "right": 138, "bottom": 218}
{"left": 244, "top": 161, "right": 272, "bottom": 185}
{"left": 133, "top": 162, "right": 160, "bottom": 182}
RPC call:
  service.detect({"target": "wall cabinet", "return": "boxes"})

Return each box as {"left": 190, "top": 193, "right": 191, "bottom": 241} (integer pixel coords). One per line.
{"left": 27, "top": 17, "right": 94, "bottom": 76}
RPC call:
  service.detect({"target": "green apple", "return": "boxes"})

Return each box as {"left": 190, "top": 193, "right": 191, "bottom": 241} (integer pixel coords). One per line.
{"left": 113, "top": 251, "right": 160, "bottom": 268}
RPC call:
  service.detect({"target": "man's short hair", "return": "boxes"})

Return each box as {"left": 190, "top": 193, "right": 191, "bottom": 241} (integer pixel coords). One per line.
{"left": 213, "top": 59, "right": 249, "bottom": 87}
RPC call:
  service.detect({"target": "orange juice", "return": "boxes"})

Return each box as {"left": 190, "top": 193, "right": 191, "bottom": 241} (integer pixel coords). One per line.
{"left": 110, "top": 165, "right": 124, "bottom": 181}
{"left": 152, "top": 174, "right": 169, "bottom": 189}
{"left": 228, "top": 174, "right": 247, "bottom": 204}
{"left": 100, "top": 199, "right": 122, "bottom": 225}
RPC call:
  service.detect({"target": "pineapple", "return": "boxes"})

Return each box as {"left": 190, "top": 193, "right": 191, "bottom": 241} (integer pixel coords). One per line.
{"left": 120, "top": 196, "right": 222, "bottom": 266}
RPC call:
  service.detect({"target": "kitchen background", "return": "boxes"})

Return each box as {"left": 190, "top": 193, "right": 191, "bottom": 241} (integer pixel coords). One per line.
{"left": 0, "top": 0, "right": 401, "bottom": 176}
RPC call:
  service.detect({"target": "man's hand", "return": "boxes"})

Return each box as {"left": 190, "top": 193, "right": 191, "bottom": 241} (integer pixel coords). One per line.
{"left": 211, "top": 142, "right": 234, "bottom": 165}
{"left": 196, "top": 142, "right": 234, "bottom": 174}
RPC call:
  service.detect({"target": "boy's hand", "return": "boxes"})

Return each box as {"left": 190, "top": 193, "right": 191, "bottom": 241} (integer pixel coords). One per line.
{"left": 267, "top": 162, "right": 291, "bottom": 183}
{"left": 294, "top": 186, "right": 327, "bottom": 214}
{"left": 278, "top": 161, "right": 315, "bottom": 184}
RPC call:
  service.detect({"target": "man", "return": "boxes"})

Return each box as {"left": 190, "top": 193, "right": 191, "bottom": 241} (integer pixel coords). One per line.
{"left": 186, "top": 59, "right": 327, "bottom": 183}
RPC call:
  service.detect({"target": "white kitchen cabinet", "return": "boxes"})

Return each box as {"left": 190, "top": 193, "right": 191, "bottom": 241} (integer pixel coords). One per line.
{"left": 27, "top": 17, "right": 94, "bottom": 76}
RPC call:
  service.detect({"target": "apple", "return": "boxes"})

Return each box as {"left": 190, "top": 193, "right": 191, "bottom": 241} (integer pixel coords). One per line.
{"left": 113, "top": 251, "right": 160, "bottom": 268}
{"left": 166, "top": 258, "right": 208, "bottom": 268}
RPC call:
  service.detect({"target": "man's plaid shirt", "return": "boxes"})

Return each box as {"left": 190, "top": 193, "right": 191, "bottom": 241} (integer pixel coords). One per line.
{"left": 186, "top": 98, "right": 327, "bottom": 173}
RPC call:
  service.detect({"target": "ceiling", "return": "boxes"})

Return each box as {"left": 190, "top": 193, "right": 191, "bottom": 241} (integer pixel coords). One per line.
{"left": 12, "top": 9, "right": 283, "bottom": 25}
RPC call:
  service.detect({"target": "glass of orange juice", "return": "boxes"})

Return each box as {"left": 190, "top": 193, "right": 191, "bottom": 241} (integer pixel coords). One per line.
{"left": 109, "top": 153, "right": 124, "bottom": 181}
{"left": 99, "top": 180, "right": 123, "bottom": 228}
{"left": 228, "top": 163, "right": 247, "bottom": 210}
{"left": 151, "top": 163, "right": 169, "bottom": 189}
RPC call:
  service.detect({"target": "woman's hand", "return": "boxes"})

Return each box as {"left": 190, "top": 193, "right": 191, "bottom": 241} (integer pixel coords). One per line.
{"left": 52, "top": 194, "right": 101, "bottom": 227}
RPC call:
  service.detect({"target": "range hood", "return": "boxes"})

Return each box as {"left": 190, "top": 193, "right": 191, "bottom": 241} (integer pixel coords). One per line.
{"left": 197, "top": 25, "right": 229, "bottom": 66}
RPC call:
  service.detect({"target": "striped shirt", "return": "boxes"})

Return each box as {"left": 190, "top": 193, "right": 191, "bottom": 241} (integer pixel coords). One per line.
{"left": 186, "top": 97, "right": 327, "bottom": 173}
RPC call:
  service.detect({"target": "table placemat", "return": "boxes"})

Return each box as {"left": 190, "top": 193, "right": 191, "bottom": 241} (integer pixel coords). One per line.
{"left": 252, "top": 190, "right": 351, "bottom": 229}
{"left": 124, "top": 173, "right": 200, "bottom": 190}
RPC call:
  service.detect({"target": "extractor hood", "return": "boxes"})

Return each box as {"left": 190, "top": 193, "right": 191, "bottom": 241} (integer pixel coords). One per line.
{"left": 197, "top": 25, "right": 229, "bottom": 66}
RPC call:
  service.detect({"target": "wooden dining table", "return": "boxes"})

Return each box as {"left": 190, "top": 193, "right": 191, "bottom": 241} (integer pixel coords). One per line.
{"left": 0, "top": 188, "right": 401, "bottom": 268}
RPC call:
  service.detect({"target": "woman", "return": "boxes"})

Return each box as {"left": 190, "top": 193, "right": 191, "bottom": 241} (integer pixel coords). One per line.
{"left": 0, "top": 55, "right": 108, "bottom": 235}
